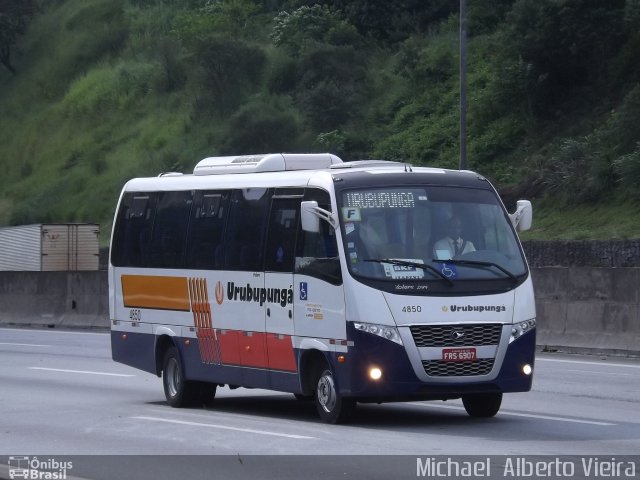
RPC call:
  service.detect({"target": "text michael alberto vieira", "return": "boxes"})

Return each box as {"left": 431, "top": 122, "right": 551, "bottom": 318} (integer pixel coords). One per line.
{"left": 416, "top": 457, "right": 637, "bottom": 477}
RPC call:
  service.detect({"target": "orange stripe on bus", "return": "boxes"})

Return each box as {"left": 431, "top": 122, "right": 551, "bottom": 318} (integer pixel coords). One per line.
{"left": 122, "top": 275, "right": 190, "bottom": 311}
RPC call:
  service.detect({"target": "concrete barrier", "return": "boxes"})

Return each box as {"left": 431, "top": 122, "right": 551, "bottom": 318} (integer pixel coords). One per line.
{"left": 532, "top": 267, "right": 640, "bottom": 355}
{"left": 0, "top": 271, "right": 109, "bottom": 329}
{"left": 523, "top": 240, "right": 640, "bottom": 268}
{"left": 1, "top": 268, "right": 639, "bottom": 355}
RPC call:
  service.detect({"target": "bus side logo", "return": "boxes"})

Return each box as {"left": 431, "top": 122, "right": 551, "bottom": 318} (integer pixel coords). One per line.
{"left": 215, "top": 281, "right": 224, "bottom": 305}
{"left": 300, "top": 282, "right": 308, "bottom": 301}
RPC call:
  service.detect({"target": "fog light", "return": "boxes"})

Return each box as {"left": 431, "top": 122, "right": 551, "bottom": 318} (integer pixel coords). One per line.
{"left": 369, "top": 367, "right": 382, "bottom": 380}
{"left": 522, "top": 364, "right": 532, "bottom": 376}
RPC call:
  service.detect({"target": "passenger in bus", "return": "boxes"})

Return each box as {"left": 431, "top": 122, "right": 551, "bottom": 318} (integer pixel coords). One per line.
{"left": 433, "top": 215, "right": 475, "bottom": 260}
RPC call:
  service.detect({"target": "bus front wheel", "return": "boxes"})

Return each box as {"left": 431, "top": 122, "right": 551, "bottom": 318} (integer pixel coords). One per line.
{"left": 293, "top": 393, "right": 313, "bottom": 401}
{"left": 462, "top": 393, "right": 502, "bottom": 418}
{"left": 314, "top": 369, "right": 355, "bottom": 424}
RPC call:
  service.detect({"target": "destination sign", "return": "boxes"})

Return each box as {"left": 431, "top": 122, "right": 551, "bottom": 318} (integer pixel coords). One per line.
{"left": 344, "top": 190, "right": 423, "bottom": 209}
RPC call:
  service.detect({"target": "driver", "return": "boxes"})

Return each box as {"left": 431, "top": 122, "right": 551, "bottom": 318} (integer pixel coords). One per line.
{"left": 433, "top": 215, "right": 475, "bottom": 260}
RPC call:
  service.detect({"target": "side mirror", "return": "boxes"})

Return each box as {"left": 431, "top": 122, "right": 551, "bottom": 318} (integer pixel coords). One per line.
{"left": 301, "top": 201, "right": 320, "bottom": 233}
{"left": 301, "top": 200, "right": 336, "bottom": 232}
{"left": 510, "top": 200, "right": 533, "bottom": 232}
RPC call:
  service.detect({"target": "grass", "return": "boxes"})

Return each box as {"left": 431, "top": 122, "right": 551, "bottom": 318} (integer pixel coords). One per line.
{"left": 520, "top": 197, "right": 640, "bottom": 241}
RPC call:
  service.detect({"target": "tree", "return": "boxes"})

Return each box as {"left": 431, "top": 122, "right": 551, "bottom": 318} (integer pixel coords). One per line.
{"left": 294, "top": 44, "right": 366, "bottom": 130}
{"left": 194, "top": 36, "right": 266, "bottom": 113}
{"left": 271, "top": 4, "right": 360, "bottom": 56}
{"left": 282, "top": 0, "right": 456, "bottom": 43}
{"left": 0, "top": 0, "right": 35, "bottom": 74}
{"left": 505, "top": 0, "right": 626, "bottom": 117}
{"left": 221, "top": 100, "right": 300, "bottom": 154}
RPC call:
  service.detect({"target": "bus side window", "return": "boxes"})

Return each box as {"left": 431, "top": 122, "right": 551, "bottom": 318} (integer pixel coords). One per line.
{"left": 265, "top": 198, "right": 300, "bottom": 273}
{"left": 148, "top": 191, "right": 192, "bottom": 269}
{"left": 295, "top": 188, "right": 342, "bottom": 285}
{"left": 186, "top": 191, "right": 229, "bottom": 270}
{"left": 224, "top": 188, "right": 270, "bottom": 271}
{"left": 111, "top": 193, "right": 157, "bottom": 267}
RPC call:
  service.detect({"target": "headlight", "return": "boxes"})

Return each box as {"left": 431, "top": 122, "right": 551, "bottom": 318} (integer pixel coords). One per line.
{"left": 353, "top": 322, "right": 403, "bottom": 345}
{"left": 510, "top": 319, "right": 536, "bottom": 343}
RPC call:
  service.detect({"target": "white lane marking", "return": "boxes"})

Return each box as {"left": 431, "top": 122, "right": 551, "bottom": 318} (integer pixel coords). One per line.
{"left": 537, "top": 358, "right": 640, "bottom": 369}
{"left": 145, "top": 405, "right": 320, "bottom": 435}
{"left": 28, "top": 367, "right": 135, "bottom": 377}
{"left": 407, "top": 402, "right": 615, "bottom": 426}
{"left": 494, "top": 411, "right": 614, "bottom": 426}
{"left": 0, "top": 342, "right": 51, "bottom": 347}
{"left": 564, "top": 369, "right": 638, "bottom": 377}
{"left": 0, "top": 327, "right": 108, "bottom": 336}
{"left": 132, "top": 415, "right": 316, "bottom": 440}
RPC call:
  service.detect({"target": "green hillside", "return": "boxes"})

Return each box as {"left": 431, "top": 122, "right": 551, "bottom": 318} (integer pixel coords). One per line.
{"left": 1, "top": 0, "right": 640, "bottom": 243}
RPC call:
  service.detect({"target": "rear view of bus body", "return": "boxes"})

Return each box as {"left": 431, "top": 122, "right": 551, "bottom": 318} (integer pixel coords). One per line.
{"left": 109, "top": 153, "right": 535, "bottom": 423}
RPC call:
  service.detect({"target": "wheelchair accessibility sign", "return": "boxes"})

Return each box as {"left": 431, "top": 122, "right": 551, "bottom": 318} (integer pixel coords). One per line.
{"left": 438, "top": 262, "right": 458, "bottom": 279}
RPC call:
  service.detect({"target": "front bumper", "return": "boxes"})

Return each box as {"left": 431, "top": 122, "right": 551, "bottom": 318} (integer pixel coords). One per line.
{"left": 331, "top": 322, "right": 535, "bottom": 401}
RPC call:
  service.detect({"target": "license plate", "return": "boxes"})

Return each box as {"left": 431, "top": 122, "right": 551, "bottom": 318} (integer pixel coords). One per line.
{"left": 442, "top": 347, "right": 476, "bottom": 362}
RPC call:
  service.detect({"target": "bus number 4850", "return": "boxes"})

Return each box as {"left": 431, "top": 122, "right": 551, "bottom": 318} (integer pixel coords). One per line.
{"left": 402, "top": 305, "right": 422, "bottom": 313}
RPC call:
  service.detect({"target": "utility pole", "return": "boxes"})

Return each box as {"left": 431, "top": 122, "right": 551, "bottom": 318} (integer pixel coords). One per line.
{"left": 459, "top": 0, "right": 467, "bottom": 170}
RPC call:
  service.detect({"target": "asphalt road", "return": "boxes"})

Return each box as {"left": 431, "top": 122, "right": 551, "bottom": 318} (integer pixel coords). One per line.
{"left": 0, "top": 327, "right": 639, "bottom": 479}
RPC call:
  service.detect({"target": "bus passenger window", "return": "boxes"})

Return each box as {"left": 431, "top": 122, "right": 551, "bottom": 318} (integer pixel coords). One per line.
{"left": 265, "top": 199, "right": 300, "bottom": 273}
{"left": 111, "top": 193, "right": 157, "bottom": 268}
{"left": 224, "top": 188, "right": 270, "bottom": 271}
{"left": 186, "top": 191, "right": 229, "bottom": 270}
{"left": 148, "top": 191, "right": 192, "bottom": 269}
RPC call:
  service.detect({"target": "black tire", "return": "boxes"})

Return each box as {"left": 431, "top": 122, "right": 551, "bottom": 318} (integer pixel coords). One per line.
{"left": 293, "top": 393, "right": 313, "bottom": 401}
{"left": 162, "top": 346, "right": 216, "bottom": 407}
{"left": 196, "top": 382, "right": 218, "bottom": 407}
{"left": 314, "top": 368, "right": 355, "bottom": 424}
{"left": 462, "top": 393, "right": 503, "bottom": 418}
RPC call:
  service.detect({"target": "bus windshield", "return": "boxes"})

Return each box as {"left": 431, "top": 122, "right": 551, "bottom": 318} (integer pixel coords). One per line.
{"left": 339, "top": 186, "right": 527, "bottom": 282}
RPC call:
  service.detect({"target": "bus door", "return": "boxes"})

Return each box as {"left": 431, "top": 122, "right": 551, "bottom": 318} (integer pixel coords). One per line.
{"left": 293, "top": 188, "right": 345, "bottom": 355}
{"left": 221, "top": 188, "right": 270, "bottom": 387}
{"left": 264, "top": 192, "right": 303, "bottom": 383}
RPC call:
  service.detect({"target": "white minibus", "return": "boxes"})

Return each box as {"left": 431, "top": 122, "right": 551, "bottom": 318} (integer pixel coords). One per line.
{"left": 109, "top": 153, "right": 535, "bottom": 423}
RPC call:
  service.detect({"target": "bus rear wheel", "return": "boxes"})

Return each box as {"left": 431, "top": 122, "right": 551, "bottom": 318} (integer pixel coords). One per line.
{"left": 462, "top": 393, "right": 502, "bottom": 418}
{"left": 314, "top": 369, "right": 355, "bottom": 424}
{"left": 162, "top": 346, "right": 216, "bottom": 407}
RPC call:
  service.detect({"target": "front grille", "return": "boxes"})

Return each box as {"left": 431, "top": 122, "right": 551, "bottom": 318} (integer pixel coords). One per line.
{"left": 410, "top": 324, "right": 502, "bottom": 347}
{"left": 422, "top": 358, "right": 495, "bottom": 377}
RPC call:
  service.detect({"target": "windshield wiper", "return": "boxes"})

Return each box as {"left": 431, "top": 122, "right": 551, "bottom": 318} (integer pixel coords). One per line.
{"left": 364, "top": 258, "right": 454, "bottom": 286}
{"left": 436, "top": 259, "right": 518, "bottom": 282}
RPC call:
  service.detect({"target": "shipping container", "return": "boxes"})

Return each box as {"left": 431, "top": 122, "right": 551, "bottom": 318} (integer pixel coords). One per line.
{"left": 0, "top": 224, "right": 100, "bottom": 271}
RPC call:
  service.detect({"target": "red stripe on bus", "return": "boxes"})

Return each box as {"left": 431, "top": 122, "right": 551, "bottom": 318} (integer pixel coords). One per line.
{"left": 266, "top": 334, "right": 297, "bottom": 372}
{"left": 218, "top": 329, "right": 241, "bottom": 366}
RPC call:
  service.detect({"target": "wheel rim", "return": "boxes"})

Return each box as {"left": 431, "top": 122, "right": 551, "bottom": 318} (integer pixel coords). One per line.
{"left": 317, "top": 373, "right": 337, "bottom": 413}
{"left": 165, "top": 357, "right": 181, "bottom": 398}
